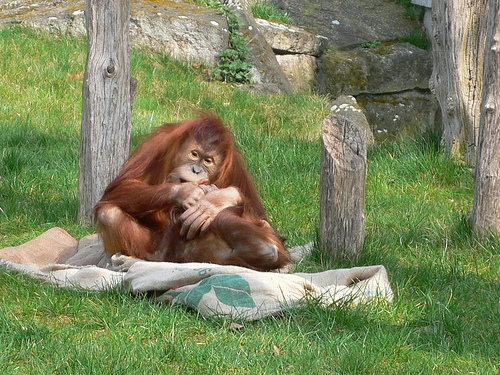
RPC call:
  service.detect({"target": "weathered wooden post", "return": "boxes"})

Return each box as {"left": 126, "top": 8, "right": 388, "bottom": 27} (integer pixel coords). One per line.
{"left": 78, "top": 0, "right": 132, "bottom": 222}
{"left": 430, "top": 0, "right": 489, "bottom": 164}
{"left": 470, "top": 0, "right": 500, "bottom": 234}
{"left": 319, "top": 115, "right": 367, "bottom": 263}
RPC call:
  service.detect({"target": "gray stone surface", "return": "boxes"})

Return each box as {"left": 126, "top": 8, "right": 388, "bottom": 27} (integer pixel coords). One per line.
{"left": 276, "top": 54, "right": 316, "bottom": 92}
{"left": 315, "top": 40, "right": 435, "bottom": 142}
{"left": 256, "top": 18, "right": 327, "bottom": 56}
{"left": 357, "top": 90, "right": 440, "bottom": 142}
{"left": 269, "top": 0, "right": 421, "bottom": 48}
{"left": 226, "top": 2, "right": 292, "bottom": 92}
{"left": 129, "top": 2, "right": 229, "bottom": 66}
{"left": 316, "top": 42, "right": 432, "bottom": 97}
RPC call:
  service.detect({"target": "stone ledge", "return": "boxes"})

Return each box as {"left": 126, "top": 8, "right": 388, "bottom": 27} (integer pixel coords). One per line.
{"left": 255, "top": 18, "right": 327, "bottom": 56}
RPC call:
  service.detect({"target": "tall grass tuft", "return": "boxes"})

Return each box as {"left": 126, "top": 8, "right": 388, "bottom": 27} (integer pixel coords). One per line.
{"left": 251, "top": 0, "right": 293, "bottom": 24}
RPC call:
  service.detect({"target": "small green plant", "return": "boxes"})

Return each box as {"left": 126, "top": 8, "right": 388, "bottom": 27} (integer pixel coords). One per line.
{"left": 361, "top": 40, "right": 382, "bottom": 48}
{"left": 251, "top": 0, "right": 292, "bottom": 24}
{"left": 192, "top": 0, "right": 222, "bottom": 9}
{"left": 399, "top": 27, "right": 431, "bottom": 50}
{"left": 189, "top": 0, "right": 291, "bottom": 83}
{"left": 211, "top": 7, "right": 252, "bottom": 83}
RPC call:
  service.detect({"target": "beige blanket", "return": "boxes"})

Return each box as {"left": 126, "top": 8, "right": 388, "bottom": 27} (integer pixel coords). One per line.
{"left": 0, "top": 227, "right": 393, "bottom": 320}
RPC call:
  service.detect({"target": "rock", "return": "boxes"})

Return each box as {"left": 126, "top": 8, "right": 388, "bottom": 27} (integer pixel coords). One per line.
{"left": 316, "top": 42, "right": 432, "bottom": 98}
{"left": 129, "top": 1, "right": 229, "bottom": 66}
{"left": 263, "top": 0, "right": 437, "bottom": 138}
{"left": 225, "top": 0, "right": 292, "bottom": 93}
{"left": 269, "top": 0, "right": 421, "bottom": 48}
{"left": 254, "top": 18, "right": 327, "bottom": 92}
{"left": 0, "top": 0, "right": 87, "bottom": 36}
{"left": 276, "top": 54, "right": 316, "bottom": 92}
{"left": 356, "top": 90, "right": 440, "bottom": 142}
{"left": 330, "top": 96, "right": 374, "bottom": 145}
{"left": 315, "top": 41, "right": 435, "bottom": 142}
{"left": 255, "top": 18, "right": 327, "bottom": 56}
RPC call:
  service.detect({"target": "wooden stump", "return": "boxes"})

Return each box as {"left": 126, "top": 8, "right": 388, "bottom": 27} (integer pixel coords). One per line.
{"left": 78, "top": 0, "right": 132, "bottom": 222}
{"left": 319, "top": 115, "right": 367, "bottom": 263}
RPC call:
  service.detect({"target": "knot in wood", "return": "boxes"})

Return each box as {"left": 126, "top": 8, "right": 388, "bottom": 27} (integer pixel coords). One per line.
{"left": 485, "top": 103, "right": 495, "bottom": 114}
{"left": 106, "top": 65, "right": 116, "bottom": 77}
{"left": 446, "top": 97, "right": 455, "bottom": 116}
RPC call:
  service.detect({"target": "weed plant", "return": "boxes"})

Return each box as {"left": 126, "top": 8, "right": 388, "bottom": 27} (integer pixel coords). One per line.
{"left": 251, "top": 0, "right": 293, "bottom": 24}
{"left": 361, "top": 40, "right": 383, "bottom": 48}
{"left": 399, "top": 27, "right": 432, "bottom": 50}
{"left": 189, "top": 0, "right": 291, "bottom": 82}
{"left": 0, "top": 27, "right": 499, "bottom": 374}
{"left": 211, "top": 6, "right": 253, "bottom": 83}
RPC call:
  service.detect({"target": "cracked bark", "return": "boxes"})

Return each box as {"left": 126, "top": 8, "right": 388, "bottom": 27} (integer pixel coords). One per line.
{"left": 78, "top": 0, "right": 132, "bottom": 222}
{"left": 319, "top": 115, "right": 367, "bottom": 264}
{"left": 470, "top": 0, "right": 500, "bottom": 234}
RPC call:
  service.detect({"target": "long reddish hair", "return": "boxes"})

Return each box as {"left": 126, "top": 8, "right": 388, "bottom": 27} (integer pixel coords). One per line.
{"left": 101, "top": 113, "right": 267, "bottom": 218}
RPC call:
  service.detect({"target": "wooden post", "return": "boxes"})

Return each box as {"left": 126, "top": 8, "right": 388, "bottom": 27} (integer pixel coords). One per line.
{"left": 78, "top": 0, "right": 132, "bottom": 222}
{"left": 430, "top": 0, "right": 489, "bottom": 164}
{"left": 319, "top": 115, "right": 367, "bottom": 263}
{"left": 470, "top": 0, "right": 500, "bottom": 234}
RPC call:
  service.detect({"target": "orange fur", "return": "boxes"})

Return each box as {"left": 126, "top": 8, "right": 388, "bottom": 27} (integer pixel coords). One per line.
{"left": 93, "top": 113, "right": 290, "bottom": 271}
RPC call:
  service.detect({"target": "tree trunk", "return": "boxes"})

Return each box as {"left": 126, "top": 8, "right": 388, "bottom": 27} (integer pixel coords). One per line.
{"left": 319, "top": 115, "right": 367, "bottom": 264}
{"left": 470, "top": 0, "right": 500, "bottom": 234}
{"left": 430, "top": 0, "right": 489, "bottom": 164}
{"left": 78, "top": 0, "right": 132, "bottom": 222}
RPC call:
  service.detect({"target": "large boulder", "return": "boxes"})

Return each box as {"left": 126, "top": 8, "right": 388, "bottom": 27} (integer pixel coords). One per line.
{"left": 129, "top": 1, "right": 229, "bottom": 66}
{"left": 0, "top": 0, "right": 229, "bottom": 66}
{"left": 316, "top": 42, "right": 436, "bottom": 141}
{"left": 223, "top": 0, "right": 292, "bottom": 93}
{"left": 269, "top": 0, "right": 421, "bottom": 48}
{"left": 356, "top": 90, "right": 440, "bottom": 141}
{"left": 316, "top": 42, "right": 432, "bottom": 97}
{"left": 265, "top": 0, "right": 437, "bottom": 139}
{"left": 0, "top": 0, "right": 87, "bottom": 36}
{"left": 255, "top": 18, "right": 327, "bottom": 92}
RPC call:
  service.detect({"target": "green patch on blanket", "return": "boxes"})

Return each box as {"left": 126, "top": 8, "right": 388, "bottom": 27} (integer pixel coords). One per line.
{"left": 176, "top": 274, "right": 256, "bottom": 309}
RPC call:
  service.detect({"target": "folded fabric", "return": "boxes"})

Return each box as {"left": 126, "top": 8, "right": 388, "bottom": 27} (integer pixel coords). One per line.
{"left": 0, "top": 227, "right": 393, "bottom": 320}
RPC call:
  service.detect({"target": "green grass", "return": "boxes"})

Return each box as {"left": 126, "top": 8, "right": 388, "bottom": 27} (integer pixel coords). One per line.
{"left": 399, "top": 27, "right": 432, "bottom": 50}
{"left": 1, "top": 26, "right": 499, "bottom": 374}
{"left": 251, "top": 0, "right": 293, "bottom": 24}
